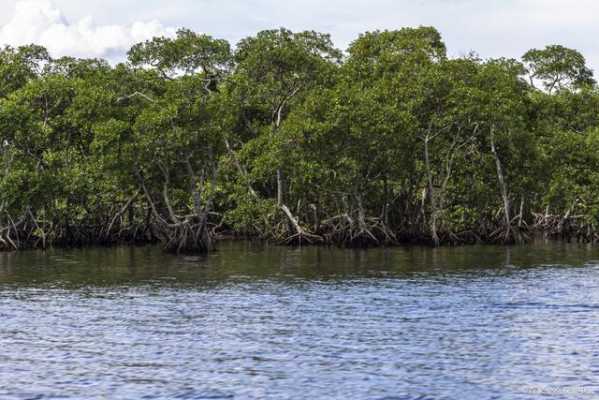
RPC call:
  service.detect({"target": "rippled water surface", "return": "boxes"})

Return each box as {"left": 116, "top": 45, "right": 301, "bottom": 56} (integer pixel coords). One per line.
{"left": 1, "top": 242, "right": 599, "bottom": 399}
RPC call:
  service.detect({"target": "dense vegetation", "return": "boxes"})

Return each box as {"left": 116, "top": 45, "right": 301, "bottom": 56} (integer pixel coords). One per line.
{"left": 1, "top": 27, "right": 598, "bottom": 253}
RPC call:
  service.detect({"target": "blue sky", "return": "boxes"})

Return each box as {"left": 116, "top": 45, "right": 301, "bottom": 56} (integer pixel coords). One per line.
{"left": 1, "top": 0, "right": 598, "bottom": 71}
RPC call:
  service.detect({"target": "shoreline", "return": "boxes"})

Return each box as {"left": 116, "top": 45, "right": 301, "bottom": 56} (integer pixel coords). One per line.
{"left": 0, "top": 230, "right": 596, "bottom": 254}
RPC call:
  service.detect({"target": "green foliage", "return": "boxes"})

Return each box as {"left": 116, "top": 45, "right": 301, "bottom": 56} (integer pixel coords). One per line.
{"left": 523, "top": 45, "right": 596, "bottom": 93}
{"left": 1, "top": 27, "right": 598, "bottom": 251}
{"left": 0, "top": 44, "right": 50, "bottom": 97}
{"left": 128, "top": 28, "right": 232, "bottom": 79}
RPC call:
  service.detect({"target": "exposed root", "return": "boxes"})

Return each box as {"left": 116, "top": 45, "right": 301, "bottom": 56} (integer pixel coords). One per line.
{"left": 277, "top": 205, "right": 323, "bottom": 245}
{"left": 321, "top": 213, "right": 396, "bottom": 248}
{"left": 533, "top": 210, "right": 598, "bottom": 243}
{"left": 161, "top": 216, "right": 214, "bottom": 254}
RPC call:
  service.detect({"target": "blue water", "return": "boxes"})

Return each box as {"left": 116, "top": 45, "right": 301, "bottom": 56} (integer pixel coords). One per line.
{"left": 1, "top": 242, "right": 598, "bottom": 399}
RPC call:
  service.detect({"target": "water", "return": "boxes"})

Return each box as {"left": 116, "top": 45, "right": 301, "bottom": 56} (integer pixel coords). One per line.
{"left": 1, "top": 242, "right": 599, "bottom": 399}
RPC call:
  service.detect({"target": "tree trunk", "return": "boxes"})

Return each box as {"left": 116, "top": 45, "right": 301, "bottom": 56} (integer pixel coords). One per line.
{"left": 224, "top": 138, "right": 258, "bottom": 198}
{"left": 490, "top": 126, "right": 513, "bottom": 243}
{"left": 276, "top": 169, "right": 284, "bottom": 206}
{"left": 186, "top": 157, "right": 204, "bottom": 216}
{"left": 424, "top": 134, "right": 440, "bottom": 246}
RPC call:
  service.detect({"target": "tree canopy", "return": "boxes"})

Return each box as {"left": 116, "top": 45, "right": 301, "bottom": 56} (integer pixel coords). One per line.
{"left": 0, "top": 27, "right": 598, "bottom": 253}
{"left": 523, "top": 44, "right": 595, "bottom": 93}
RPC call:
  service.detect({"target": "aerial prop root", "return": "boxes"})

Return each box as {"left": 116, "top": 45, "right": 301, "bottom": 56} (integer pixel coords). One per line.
{"left": 278, "top": 205, "right": 324, "bottom": 245}
{"left": 321, "top": 213, "right": 396, "bottom": 247}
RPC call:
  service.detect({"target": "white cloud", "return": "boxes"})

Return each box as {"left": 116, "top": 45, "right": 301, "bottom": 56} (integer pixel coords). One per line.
{"left": 0, "top": 0, "right": 598, "bottom": 72}
{"left": 0, "top": 0, "right": 176, "bottom": 60}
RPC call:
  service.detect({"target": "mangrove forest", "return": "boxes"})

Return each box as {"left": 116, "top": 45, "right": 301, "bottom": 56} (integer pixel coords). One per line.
{"left": 1, "top": 26, "right": 598, "bottom": 253}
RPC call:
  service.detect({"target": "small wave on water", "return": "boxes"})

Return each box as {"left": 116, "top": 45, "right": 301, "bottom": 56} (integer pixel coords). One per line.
{"left": 1, "top": 242, "right": 599, "bottom": 399}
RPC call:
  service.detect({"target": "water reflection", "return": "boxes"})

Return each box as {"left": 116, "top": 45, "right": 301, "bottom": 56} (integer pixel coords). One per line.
{"left": 0, "top": 242, "right": 598, "bottom": 399}
{"left": 1, "top": 241, "right": 598, "bottom": 286}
